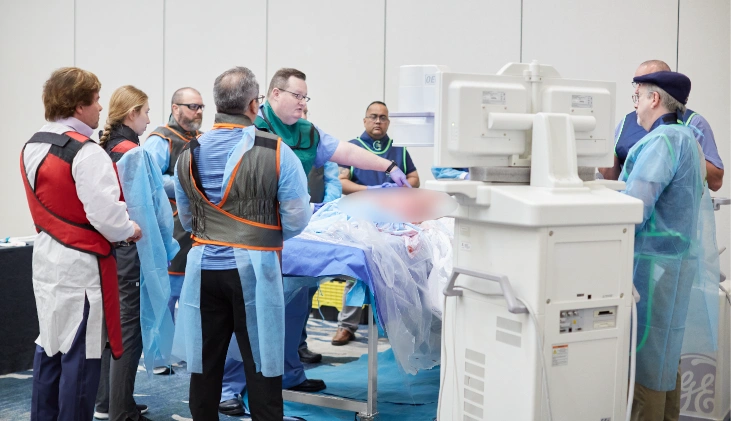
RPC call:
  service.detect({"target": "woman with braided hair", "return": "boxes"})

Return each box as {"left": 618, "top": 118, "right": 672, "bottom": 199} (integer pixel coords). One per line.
{"left": 98, "top": 86, "right": 150, "bottom": 151}
{"left": 94, "top": 85, "right": 154, "bottom": 421}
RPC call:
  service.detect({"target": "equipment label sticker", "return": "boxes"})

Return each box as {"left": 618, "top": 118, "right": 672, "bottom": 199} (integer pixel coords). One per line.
{"left": 571, "top": 95, "right": 593, "bottom": 108}
{"left": 482, "top": 91, "right": 506, "bottom": 105}
{"left": 460, "top": 241, "right": 472, "bottom": 251}
{"left": 552, "top": 345, "right": 568, "bottom": 367}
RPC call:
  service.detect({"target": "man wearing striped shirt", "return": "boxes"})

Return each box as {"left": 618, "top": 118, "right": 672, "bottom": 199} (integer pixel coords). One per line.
{"left": 172, "top": 67, "right": 310, "bottom": 421}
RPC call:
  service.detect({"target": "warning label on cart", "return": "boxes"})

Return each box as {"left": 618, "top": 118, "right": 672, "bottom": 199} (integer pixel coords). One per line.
{"left": 552, "top": 344, "right": 568, "bottom": 367}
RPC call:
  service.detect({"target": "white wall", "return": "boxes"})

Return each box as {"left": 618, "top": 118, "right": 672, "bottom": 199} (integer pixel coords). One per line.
{"left": 1, "top": 0, "right": 729, "bottom": 275}
{"left": 75, "top": 0, "right": 165, "bottom": 139}
{"left": 267, "top": 0, "right": 386, "bottom": 144}
{"left": 163, "top": 0, "right": 267, "bottom": 130}
{"left": 1, "top": 0, "right": 74, "bottom": 237}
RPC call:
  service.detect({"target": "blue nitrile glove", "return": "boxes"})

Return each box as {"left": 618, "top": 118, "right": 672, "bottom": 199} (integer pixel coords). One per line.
{"left": 312, "top": 202, "right": 325, "bottom": 213}
{"left": 389, "top": 166, "right": 411, "bottom": 187}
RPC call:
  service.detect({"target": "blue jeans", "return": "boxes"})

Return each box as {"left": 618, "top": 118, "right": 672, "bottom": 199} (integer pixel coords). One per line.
{"left": 167, "top": 274, "right": 184, "bottom": 322}
{"left": 299, "top": 286, "right": 319, "bottom": 350}
{"left": 31, "top": 298, "right": 101, "bottom": 421}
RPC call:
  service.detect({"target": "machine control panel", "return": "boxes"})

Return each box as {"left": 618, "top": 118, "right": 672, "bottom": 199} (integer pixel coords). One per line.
{"left": 559, "top": 306, "right": 617, "bottom": 334}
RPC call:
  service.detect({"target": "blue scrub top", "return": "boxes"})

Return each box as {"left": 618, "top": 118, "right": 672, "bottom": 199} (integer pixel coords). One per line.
{"left": 340, "top": 132, "right": 416, "bottom": 186}
{"left": 615, "top": 109, "right": 723, "bottom": 170}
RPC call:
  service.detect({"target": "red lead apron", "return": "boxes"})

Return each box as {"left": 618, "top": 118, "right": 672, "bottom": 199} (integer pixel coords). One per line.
{"left": 20, "top": 131, "right": 124, "bottom": 359}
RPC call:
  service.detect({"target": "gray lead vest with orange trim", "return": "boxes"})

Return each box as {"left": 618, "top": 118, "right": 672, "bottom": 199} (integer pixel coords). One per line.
{"left": 148, "top": 118, "right": 200, "bottom": 273}
{"left": 148, "top": 118, "right": 200, "bottom": 176}
{"left": 176, "top": 129, "right": 284, "bottom": 250}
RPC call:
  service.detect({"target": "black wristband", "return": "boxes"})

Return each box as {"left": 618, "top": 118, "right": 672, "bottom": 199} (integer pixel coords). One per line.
{"left": 385, "top": 160, "right": 397, "bottom": 175}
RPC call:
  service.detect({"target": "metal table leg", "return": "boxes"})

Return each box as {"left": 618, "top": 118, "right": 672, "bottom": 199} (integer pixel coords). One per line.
{"left": 282, "top": 304, "right": 379, "bottom": 420}
{"left": 358, "top": 305, "right": 379, "bottom": 420}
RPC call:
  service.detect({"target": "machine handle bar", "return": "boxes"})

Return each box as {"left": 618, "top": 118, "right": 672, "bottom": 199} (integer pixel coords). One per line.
{"left": 443, "top": 266, "right": 529, "bottom": 314}
{"left": 712, "top": 197, "right": 731, "bottom": 211}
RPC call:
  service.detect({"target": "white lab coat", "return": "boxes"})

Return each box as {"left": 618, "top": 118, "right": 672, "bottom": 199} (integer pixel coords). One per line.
{"left": 23, "top": 121, "right": 134, "bottom": 359}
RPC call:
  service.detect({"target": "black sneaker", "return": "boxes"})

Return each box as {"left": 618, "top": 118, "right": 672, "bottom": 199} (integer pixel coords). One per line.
{"left": 287, "top": 378, "right": 326, "bottom": 392}
{"left": 218, "top": 398, "right": 246, "bottom": 416}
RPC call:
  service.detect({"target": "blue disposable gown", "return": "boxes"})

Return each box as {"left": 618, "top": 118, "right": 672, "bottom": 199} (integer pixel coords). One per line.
{"left": 116, "top": 147, "right": 180, "bottom": 373}
{"left": 431, "top": 167, "right": 468, "bottom": 179}
{"left": 621, "top": 120, "right": 718, "bottom": 391}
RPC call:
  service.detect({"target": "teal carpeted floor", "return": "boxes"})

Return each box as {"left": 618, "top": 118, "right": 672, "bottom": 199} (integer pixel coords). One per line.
{"left": 0, "top": 319, "right": 438, "bottom": 421}
{"left": 282, "top": 348, "right": 439, "bottom": 420}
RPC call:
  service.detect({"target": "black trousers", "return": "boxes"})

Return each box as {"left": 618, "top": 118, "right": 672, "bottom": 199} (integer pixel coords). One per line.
{"left": 189, "top": 269, "right": 283, "bottom": 421}
{"left": 95, "top": 244, "right": 143, "bottom": 421}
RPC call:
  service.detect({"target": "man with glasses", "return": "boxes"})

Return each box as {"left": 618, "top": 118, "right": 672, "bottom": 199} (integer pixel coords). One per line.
{"left": 329, "top": 101, "right": 420, "bottom": 346}
{"left": 620, "top": 70, "right": 715, "bottom": 421}
{"left": 598, "top": 60, "right": 724, "bottom": 191}
{"left": 338, "top": 100, "right": 420, "bottom": 195}
{"left": 143, "top": 88, "right": 204, "bottom": 362}
{"left": 172, "top": 66, "right": 310, "bottom": 421}
{"left": 217, "top": 68, "right": 412, "bottom": 416}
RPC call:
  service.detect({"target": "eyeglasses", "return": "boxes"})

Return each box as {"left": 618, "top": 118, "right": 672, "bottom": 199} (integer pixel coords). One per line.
{"left": 251, "top": 95, "right": 265, "bottom": 104}
{"left": 631, "top": 82, "right": 641, "bottom": 89}
{"left": 632, "top": 90, "right": 655, "bottom": 104}
{"left": 366, "top": 114, "right": 389, "bottom": 122}
{"left": 176, "top": 103, "right": 205, "bottom": 111}
{"left": 279, "top": 89, "right": 311, "bottom": 103}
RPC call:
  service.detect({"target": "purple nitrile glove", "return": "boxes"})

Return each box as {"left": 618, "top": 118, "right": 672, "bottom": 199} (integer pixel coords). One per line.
{"left": 389, "top": 166, "right": 411, "bottom": 187}
{"left": 464, "top": 172, "right": 470, "bottom": 180}
{"left": 312, "top": 202, "right": 325, "bottom": 213}
{"left": 367, "top": 182, "right": 399, "bottom": 189}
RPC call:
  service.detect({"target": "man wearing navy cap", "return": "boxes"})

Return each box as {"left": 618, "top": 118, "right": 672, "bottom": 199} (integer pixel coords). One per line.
{"left": 599, "top": 60, "right": 724, "bottom": 191}
{"left": 620, "top": 71, "right": 707, "bottom": 421}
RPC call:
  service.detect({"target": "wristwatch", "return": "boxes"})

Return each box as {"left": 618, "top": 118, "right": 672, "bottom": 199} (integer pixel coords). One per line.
{"left": 385, "top": 160, "right": 397, "bottom": 175}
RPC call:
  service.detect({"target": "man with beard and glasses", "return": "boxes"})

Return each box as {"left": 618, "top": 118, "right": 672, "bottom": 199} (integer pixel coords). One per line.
{"left": 142, "top": 87, "right": 204, "bottom": 375}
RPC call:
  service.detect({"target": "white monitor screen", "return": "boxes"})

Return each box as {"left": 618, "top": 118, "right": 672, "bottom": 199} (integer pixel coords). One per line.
{"left": 540, "top": 79, "right": 615, "bottom": 168}
{"left": 433, "top": 72, "right": 530, "bottom": 168}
